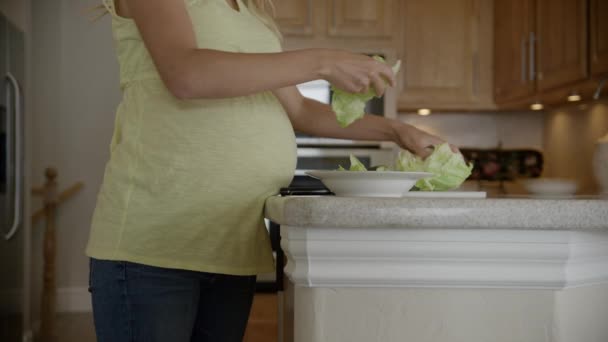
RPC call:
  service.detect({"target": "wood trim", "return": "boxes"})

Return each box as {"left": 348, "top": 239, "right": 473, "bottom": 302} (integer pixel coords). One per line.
{"left": 282, "top": 226, "right": 608, "bottom": 289}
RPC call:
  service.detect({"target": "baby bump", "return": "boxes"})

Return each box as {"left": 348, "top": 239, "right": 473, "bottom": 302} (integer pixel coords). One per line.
{"left": 122, "top": 87, "right": 297, "bottom": 198}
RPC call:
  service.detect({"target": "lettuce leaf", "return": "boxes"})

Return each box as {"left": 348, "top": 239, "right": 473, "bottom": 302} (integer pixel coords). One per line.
{"left": 395, "top": 143, "right": 473, "bottom": 191}
{"left": 331, "top": 56, "right": 402, "bottom": 128}
{"left": 338, "top": 154, "right": 368, "bottom": 171}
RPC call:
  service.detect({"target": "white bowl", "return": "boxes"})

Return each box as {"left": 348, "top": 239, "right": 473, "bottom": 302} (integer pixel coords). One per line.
{"left": 522, "top": 178, "right": 578, "bottom": 197}
{"left": 306, "top": 170, "right": 433, "bottom": 197}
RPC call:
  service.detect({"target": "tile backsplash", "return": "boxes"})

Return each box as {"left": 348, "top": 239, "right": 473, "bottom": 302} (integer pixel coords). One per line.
{"left": 398, "top": 111, "right": 545, "bottom": 196}
{"left": 543, "top": 101, "right": 608, "bottom": 194}
{"left": 398, "top": 111, "right": 544, "bottom": 150}
{"left": 398, "top": 102, "right": 608, "bottom": 195}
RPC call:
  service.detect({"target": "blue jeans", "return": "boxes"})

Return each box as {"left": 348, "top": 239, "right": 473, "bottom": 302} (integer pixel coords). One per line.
{"left": 89, "top": 258, "right": 257, "bottom": 342}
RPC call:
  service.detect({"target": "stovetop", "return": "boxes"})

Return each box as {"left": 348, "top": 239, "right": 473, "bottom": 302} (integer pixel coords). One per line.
{"left": 279, "top": 175, "right": 334, "bottom": 196}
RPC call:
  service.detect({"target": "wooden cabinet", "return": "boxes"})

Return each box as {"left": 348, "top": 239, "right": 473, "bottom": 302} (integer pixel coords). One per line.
{"left": 273, "top": 0, "right": 314, "bottom": 36}
{"left": 327, "top": 0, "right": 396, "bottom": 38}
{"left": 494, "top": 0, "right": 535, "bottom": 103}
{"left": 494, "top": 0, "right": 598, "bottom": 108}
{"left": 277, "top": 0, "right": 493, "bottom": 110}
{"left": 590, "top": 0, "right": 608, "bottom": 76}
{"left": 398, "top": 0, "right": 494, "bottom": 110}
{"left": 535, "top": 0, "right": 588, "bottom": 91}
{"left": 275, "top": 0, "right": 398, "bottom": 41}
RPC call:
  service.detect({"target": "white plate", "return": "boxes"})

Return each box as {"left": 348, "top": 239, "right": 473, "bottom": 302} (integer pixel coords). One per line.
{"left": 306, "top": 170, "right": 433, "bottom": 197}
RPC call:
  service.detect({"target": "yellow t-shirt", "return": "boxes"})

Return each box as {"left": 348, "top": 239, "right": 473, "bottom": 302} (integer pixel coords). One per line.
{"left": 85, "top": 0, "right": 297, "bottom": 275}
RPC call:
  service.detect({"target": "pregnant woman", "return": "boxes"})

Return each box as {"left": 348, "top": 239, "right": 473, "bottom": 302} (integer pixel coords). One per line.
{"left": 86, "top": 0, "right": 454, "bottom": 341}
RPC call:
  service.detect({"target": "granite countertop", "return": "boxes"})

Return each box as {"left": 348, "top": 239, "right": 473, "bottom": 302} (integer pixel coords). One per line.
{"left": 265, "top": 196, "right": 608, "bottom": 230}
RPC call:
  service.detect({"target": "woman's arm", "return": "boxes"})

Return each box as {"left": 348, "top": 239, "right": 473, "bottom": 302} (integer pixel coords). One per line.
{"left": 273, "top": 86, "right": 450, "bottom": 158}
{"left": 124, "top": 0, "right": 396, "bottom": 99}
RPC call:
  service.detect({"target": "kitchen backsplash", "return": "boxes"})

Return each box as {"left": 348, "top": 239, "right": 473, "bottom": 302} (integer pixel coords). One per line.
{"left": 398, "top": 111, "right": 545, "bottom": 195}
{"left": 543, "top": 101, "right": 608, "bottom": 194}
{"left": 398, "top": 111, "right": 545, "bottom": 150}
{"left": 460, "top": 148, "right": 543, "bottom": 181}
{"left": 398, "top": 102, "right": 608, "bottom": 195}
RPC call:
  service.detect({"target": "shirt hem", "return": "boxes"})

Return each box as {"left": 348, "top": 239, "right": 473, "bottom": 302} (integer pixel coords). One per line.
{"left": 85, "top": 247, "right": 275, "bottom": 276}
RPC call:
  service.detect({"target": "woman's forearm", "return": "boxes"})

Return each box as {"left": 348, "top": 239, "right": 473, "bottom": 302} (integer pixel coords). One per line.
{"left": 169, "top": 49, "right": 327, "bottom": 99}
{"left": 127, "top": 0, "right": 396, "bottom": 99}
{"left": 293, "top": 98, "right": 401, "bottom": 142}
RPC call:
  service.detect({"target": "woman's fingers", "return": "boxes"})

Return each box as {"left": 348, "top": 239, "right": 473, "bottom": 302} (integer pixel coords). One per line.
{"left": 377, "top": 62, "right": 396, "bottom": 87}
{"left": 370, "top": 73, "right": 386, "bottom": 96}
{"left": 323, "top": 51, "right": 398, "bottom": 94}
{"left": 450, "top": 144, "right": 461, "bottom": 154}
{"left": 357, "top": 75, "right": 371, "bottom": 94}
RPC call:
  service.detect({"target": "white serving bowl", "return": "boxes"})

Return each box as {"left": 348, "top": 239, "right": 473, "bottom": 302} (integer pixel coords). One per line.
{"left": 306, "top": 170, "right": 433, "bottom": 197}
{"left": 522, "top": 178, "right": 578, "bottom": 198}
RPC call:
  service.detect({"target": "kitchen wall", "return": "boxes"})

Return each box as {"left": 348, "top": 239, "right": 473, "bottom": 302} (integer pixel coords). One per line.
{"left": 397, "top": 111, "right": 545, "bottom": 196}
{"left": 30, "top": 0, "right": 119, "bottom": 314}
{"left": 399, "top": 105, "right": 608, "bottom": 195}
{"left": 398, "top": 111, "right": 544, "bottom": 150}
{"left": 0, "top": 0, "right": 29, "bottom": 31}
{"left": 543, "top": 101, "right": 608, "bottom": 194}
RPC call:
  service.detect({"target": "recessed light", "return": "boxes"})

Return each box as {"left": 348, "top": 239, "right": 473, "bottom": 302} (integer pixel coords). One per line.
{"left": 530, "top": 102, "right": 544, "bottom": 111}
{"left": 567, "top": 93, "right": 582, "bottom": 102}
{"left": 417, "top": 108, "right": 431, "bottom": 116}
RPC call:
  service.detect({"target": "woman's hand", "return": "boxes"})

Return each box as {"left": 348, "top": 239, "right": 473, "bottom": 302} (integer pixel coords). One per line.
{"left": 393, "top": 123, "right": 459, "bottom": 158}
{"left": 317, "top": 50, "right": 397, "bottom": 97}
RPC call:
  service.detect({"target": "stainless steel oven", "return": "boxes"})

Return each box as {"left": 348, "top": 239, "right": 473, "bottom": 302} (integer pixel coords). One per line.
{"left": 295, "top": 147, "right": 395, "bottom": 175}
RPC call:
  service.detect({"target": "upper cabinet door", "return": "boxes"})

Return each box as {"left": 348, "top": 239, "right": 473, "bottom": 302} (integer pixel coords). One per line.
{"left": 536, "top": 0, "right": 588, "bottom": 91}
{"left": 327, "top": 0, "right": 396, "bottom": 39}
{"left": 274, "top": 0, "right": 314, "bottom": 36}
{"left": 494, "top": 0, "right": 536, "bottom": 103}
{"left": 399, "top": 0, "right": 493, "bottom": 110}
{"left": 590, "top": 0, "right": 608, "bottom": 76}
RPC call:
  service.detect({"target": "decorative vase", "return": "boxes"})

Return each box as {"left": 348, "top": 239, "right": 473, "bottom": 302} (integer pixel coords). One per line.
{"left": 594, "top": 133, "right": 608, "bottom": 195}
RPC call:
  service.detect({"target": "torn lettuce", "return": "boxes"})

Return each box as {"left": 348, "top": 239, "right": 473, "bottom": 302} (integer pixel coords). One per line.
{"left": 337, "top": 143, "right": 473, "bottom": 191}
{"left": 395, "top": 143, "right": 473, "bottom": 191}
{"left": 331, "top": 56, "right": 402, "bottom": 128}
{"left": 338, "top": 155, "right": 368, "bottom": 171}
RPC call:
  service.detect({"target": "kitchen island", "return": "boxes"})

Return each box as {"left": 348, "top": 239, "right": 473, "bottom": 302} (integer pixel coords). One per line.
{"left": 265, "top": 196, "right": 608, "bottom": 342}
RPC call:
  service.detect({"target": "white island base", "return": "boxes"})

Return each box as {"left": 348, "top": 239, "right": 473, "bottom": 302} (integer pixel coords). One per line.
{"left": 266, "top": 197, "right": 608, "bottom": 342}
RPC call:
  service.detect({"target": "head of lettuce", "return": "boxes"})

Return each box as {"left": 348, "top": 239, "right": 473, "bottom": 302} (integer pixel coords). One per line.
{"left": 395, "top": 143, "right": 473, "bottom": 191}
{"left": 331, "top": 56, "right": 401, "bottom": 128}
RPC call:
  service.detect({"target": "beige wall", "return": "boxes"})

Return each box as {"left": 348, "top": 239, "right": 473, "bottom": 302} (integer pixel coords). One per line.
{"left": 0, "top": 0, "right": 28, "bottom": 31}
{"left": 543, "top": 101, "right": 608, "bottom": 194}
{"left": 30, "top": 0, "right": 120, "bottom": 312}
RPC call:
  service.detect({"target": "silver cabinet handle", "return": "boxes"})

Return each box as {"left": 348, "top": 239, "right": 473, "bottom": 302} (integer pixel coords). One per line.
{"left": 472, "top": 52, "right": 479, "bottom": 95}
{"left": 521, "top": 36, "right": 527, "bottom": 83}
{"left": 4, "top": 73, "right": 22, "bottom": 241}
{"left": 529, "top": 32, "right": 536, "bottom": 82}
